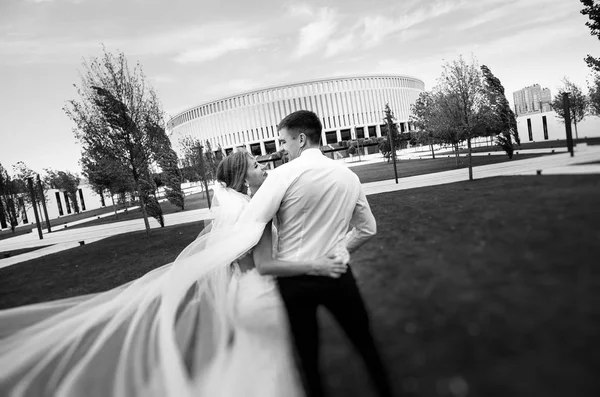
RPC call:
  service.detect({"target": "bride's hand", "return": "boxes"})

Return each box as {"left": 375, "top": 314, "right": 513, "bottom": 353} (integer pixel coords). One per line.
{"left": 309, "top": 254, "right": 348, "bottom": 278}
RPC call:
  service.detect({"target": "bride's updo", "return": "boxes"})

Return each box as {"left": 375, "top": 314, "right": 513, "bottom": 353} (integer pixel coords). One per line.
{"left": 216, "top": 151, "right": 250, "bottom": 195}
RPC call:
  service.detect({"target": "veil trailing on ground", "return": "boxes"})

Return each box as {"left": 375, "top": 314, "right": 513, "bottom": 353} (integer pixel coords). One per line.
{"left": 0, "top": 185, "right": 267, "bottom": 397}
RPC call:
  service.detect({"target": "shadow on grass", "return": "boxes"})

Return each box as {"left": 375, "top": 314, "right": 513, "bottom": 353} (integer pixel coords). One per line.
{"left": 0, "top": 221, "right": 205, "bottom": 309}
{"left": 0, "top": 245, "right": 52, "bottom": 259}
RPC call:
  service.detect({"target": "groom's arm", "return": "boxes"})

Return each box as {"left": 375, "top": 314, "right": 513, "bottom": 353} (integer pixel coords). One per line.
{"left": 238, "top": 169, "right": 288, "bottom": 224}
{"left": 346, "top": 187, "right": 377, "bottom": 253}
{"left": 253, "top": 222, "right": 346, "bottom": 277}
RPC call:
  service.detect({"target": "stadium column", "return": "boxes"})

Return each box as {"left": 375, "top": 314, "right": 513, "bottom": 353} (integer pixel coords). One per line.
{"left": 259, "top": 141, "right": 266, "bottom": 156}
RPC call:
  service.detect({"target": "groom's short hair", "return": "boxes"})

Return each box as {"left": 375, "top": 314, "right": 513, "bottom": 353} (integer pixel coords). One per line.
{"left": 277, "top": 110, "right": 322, "bottom": 145}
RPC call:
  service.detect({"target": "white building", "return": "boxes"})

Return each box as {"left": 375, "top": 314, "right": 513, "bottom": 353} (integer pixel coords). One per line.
{"left": 2, "top": 185, "right": 109, "bottom": 231}
{"left": 516, "top": 111, "right": 600, "bottom": 142}
{"left": 167, "top": 75, "right": 425, "bottom": 158}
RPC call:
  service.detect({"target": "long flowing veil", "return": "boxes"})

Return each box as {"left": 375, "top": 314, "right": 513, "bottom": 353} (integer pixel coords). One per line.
{"left": 0, "top": 185, "right": 267, "bottom": 397}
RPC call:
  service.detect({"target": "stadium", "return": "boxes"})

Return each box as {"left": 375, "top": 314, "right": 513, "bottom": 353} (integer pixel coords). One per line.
{"left": 167, "top": 75, "right": 425, "bottom": 162}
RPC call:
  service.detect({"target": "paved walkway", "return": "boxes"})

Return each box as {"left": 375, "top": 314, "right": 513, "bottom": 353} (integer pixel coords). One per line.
{"left": 1, "top": 144, "right": 599, "bottom": 269}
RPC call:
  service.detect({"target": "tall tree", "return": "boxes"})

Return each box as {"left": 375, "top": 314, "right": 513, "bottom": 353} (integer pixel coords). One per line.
{"left": 203, "top": 140, "right": 219, "bottom": 182}
{"left": 11, "top": 162, "right": 48, "bottom": 211}
{"left": 0, "top": 163, "right": 20, "bottom": 232}
{"left": 480, "top": 65, "right": 520, "bottom": 158}
{"left": 581, "top": 0, "right": 600, "bottom": 72}
{"left": 379, "top": 104, "right": 403, "bottom": 163}
{"left": 157, "top": 147, "right": 185, "bottom": 211}
{"left": 45, "top": 169, "right": 81, "bottom": 214}
{"left": 178, "top": 135, "right": 217, "bottom": 189}
{"left": 550, "top": 78, "right": 588, "bottom": 139}
{"left": 410, "top": 91, "right": 443, "bottom": 159}
{"left": 80, "top": 153, "right": 135, "bottom": 219}
{"left": 64, "top": 47, "right": 168, "bottom": 235}
{"left": 588, "top": 73, "right": 600, "bottom": 116}
{"left": 438, "top": 55, "right": 489, "bottom": 180}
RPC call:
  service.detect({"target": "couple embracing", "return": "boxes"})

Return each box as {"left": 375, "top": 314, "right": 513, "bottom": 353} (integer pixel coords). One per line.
{"left": 0, "top": 110, "right": 393, "bottom": 397}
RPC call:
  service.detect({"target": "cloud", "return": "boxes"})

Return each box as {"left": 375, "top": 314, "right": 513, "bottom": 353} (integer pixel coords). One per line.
{"left": 285, "top": 3, "right": 313, "bottom": 18}
{"left": 294, "top": 7, "right": 339, "bottom": 58}
{"left": 173, "top": 37, "right": 266, "bottom": 63}
{"left": 325, "top": 32, "right": 356, "bottom": 57}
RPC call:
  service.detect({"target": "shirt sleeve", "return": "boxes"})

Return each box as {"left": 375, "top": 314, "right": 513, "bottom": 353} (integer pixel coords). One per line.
{"left": 238, "top": 168, "right": 289, "bottom": 224}
{"left": 346, "top": 185, "right": 377, "bottom": 253}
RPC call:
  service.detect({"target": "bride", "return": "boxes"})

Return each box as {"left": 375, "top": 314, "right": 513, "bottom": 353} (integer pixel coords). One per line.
{"left": 0, "top": 151, "right": 348, "bottom": 397}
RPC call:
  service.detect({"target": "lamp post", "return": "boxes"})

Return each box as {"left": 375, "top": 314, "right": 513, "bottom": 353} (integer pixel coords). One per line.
{"left": 196, "top": 145, "right": 212, "bottom": 209}
{"left": 563, "top": 92, "right": 574, "bottom": 157}
{"left": 387, "top": 119, "right": 399, "bottom": 184}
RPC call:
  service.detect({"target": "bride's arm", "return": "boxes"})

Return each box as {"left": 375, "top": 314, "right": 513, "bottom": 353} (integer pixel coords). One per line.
{"left": 252, "top": 222, "right": 347, "bottom": 278}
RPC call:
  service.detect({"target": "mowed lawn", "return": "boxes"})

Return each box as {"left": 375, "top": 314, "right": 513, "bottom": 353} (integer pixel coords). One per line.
{"left": 1, "top": 175, "right": 599, "bottom": 397}
{"left": 350, "top": 152, "right": 555, "bottom": 184}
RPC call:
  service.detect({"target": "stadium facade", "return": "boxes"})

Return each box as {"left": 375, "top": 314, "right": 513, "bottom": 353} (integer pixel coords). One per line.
{"left": 167, "top": 75, "right": 425, "bottom": 159}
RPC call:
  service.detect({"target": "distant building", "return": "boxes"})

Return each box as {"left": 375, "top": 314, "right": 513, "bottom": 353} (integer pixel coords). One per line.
{"left": 516, "top": 110, "right": 600, "bottom": 142}
{"left": 167, "top": 75, "right": 425, "bottom": 160}
{"left": 513, "top": 84, "right": 552, "bottom": 116}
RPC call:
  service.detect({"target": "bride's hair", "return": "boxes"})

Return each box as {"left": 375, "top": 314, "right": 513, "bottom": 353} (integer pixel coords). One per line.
{"left": 216, "top": 151, "right": 249, "bottom": 194}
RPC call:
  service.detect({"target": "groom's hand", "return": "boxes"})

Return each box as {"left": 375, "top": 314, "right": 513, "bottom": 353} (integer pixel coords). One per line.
{"left": 309, "top": 254, "right": 348, "bottom": 278}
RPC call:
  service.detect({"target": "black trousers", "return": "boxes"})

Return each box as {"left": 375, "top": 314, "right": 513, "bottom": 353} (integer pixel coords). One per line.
{"left": 277, "top": 267, "right": 393, "bottom": 397}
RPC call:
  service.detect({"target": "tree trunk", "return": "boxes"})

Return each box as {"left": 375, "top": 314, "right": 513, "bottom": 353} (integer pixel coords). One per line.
{"left": 136, "top": 182, "right": 151, "bottom": 235}
{"left": 573, "top": 120, "right": 579, "bottom": 140}
{"left": 430, "top": 144, "right": 436, "bottom": 159}
{"left": 467, "top": 137, "right": 473, "bottom": 181}
{"left": 110, "top": 194, "right": 118, "bottom": 220}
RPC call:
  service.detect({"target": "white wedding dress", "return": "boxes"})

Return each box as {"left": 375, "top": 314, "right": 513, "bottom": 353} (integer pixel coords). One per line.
{"left": 201, "top": 266, "right": 303, "bottom": 397}
{"left": 0, "top": 185, "right": 303, "bottom": 397}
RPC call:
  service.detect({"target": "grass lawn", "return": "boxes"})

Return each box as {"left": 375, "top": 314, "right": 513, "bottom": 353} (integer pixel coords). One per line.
{"left": 1, "top": 175, "right": 599, "bottom": 396}
{"left": 0, "top": 221, "right": 205, "bottom": 308}
{"left": 352, "top": 153, "right": 556, "bottom": 184}
{"left": 56, "top": 191, "right": 213, "bottom": 232}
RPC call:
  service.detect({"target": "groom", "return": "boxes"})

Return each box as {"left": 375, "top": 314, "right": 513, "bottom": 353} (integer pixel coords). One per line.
{"left": 240, "top": 110, "right": 392, "bottom": 397}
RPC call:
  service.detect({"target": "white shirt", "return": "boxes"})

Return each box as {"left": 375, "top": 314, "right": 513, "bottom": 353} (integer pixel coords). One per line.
{"left": 238, "top": 148, "right": 376, "bottom": 262}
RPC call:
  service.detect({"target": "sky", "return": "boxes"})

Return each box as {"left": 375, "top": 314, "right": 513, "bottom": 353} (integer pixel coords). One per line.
{"left": 0, "top": 0, "right": 596, "bottom": 175}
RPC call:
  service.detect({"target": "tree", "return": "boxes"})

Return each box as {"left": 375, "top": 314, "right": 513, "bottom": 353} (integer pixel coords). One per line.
{"left": 203, "top": 140, "right": 219, "bottom": 182}
{"left": 45, "top": 169, "right": 81, "bottom": 214}
{"left": 178, "top": 136, "right": 218, "bottom": 195}
{"left": 64, "top": 47, "right": 168, "bottom": 235}
{"left": 587, "top": 73, "right": 600, "bottom": 116}
{"left": 480, "top": 65, "right": 520, "bottom": 158}
{"left": 379, "top": 104, "right": 403, "bottom": 163}
{"left": 581, "top": 0, "right": 600, "bottom": 72}
{"left": 157, "top": 147, "right": 185, "bottom": 211}
{"left": 550, "top": 78, "right": 588, "bottom": 139}
{"left": 80, "top": 153, "right": 135, "bottom": 219}
{"left": 410, "top": 91, "right": 444, "bottom": 159}
{"left": 0, "top": 163, "right": 20, "bottom": 232}
{"left": 438, "top": 55, "right": 490, "bottom": 180}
